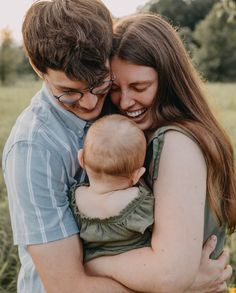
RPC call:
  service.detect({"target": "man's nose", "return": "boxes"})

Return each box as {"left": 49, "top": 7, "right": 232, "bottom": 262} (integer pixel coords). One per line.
{"left": 119, "top": 90, "right": 135, "bottom": 110}
{"left": 79, "top": 92, "right": 98, "bottom": 110}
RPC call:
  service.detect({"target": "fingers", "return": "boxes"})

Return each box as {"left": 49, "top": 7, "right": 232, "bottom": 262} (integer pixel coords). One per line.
{"left": 215, "top": 281, "right": 228, "bottom": 292}
{"left": 217, "top": 250, "right": 230, "bottom": 270}
{"left": 217, "top": 264, "right": 233, "bottom": 283}
{"left": 202, "top": 235, "right": 217, "bottom": 258}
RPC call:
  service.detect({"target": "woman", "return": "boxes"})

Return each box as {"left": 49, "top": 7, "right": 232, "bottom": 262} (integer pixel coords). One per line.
{"left": 85, "top": 14, "right": 236, "bottom": 292}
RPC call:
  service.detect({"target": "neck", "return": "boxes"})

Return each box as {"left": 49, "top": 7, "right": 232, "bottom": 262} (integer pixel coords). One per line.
{"left": 88, "top": 176, "right": 132, "bottom": 195}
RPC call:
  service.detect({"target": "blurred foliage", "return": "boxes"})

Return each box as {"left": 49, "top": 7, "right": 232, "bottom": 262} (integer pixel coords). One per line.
{"left": 138, "top": 0, "right": 236, "bottom": 81}
{"left": 226, "top": 234, "right": 236, "bottom": 285}
{"left": 0, "top": 28, "right": 37, "bottom": 86}
{"left": 0, "top": 28, "right": 17, "bottom": 85}
{"left": 138, "top": 0, "right": 218, "bottom": 30}
{"left": 0, "top": 201, "right": 19, "bottom": 292}
{"left": 193, "top": 0, "right": 236, "bottom": 81}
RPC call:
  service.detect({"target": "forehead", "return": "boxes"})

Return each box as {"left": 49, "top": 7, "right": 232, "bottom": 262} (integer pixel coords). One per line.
{"left": 111, "top": 56, "right": 157, "bottom": 83}
{"left": 46, "top": 68, "right": 87, "bottom": 89}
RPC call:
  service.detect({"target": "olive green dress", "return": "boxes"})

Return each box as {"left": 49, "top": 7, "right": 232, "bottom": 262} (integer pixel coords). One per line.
{"left": 145, "top": 125, "right": 225, "bottom": 259}
{"left": 69, "top": 183, "right": 154, "bottom": 262}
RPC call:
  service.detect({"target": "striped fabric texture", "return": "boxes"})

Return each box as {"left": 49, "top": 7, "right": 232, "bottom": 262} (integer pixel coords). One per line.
{"left": 2, "top": 83, "right": 89, "bottom": 292}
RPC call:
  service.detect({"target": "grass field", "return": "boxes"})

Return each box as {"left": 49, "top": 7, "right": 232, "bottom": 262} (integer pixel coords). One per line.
{"left": 0, "top": 80, "right": 236, "bottom": 291}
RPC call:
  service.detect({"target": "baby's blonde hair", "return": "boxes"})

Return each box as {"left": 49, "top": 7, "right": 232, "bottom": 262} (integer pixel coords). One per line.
{"left": 83, "top": 114, "right": 146, "bottom": 177}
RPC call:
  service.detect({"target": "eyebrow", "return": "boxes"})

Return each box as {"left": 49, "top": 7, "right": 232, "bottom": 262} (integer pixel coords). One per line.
{"left": 58, "top": 86, "right": 80, "bottom": 92}
{"left": 53, "top": 84, "right": 85, "bottom": 92}
{"left": 113, "top": 81, "right": 153, "bottom": 86}
{"left": 130, "top": 81, "right": 153, "bottom": 86}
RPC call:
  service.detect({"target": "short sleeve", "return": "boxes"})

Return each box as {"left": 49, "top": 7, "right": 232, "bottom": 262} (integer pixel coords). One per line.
{"left": 124, "top": 186, "right": 154, "bottom": 234}
{"left": 3, "top": 141, "right": 79, "bottom": 245}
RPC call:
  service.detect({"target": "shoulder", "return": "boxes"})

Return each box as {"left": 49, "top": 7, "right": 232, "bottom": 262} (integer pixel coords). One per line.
{"left": 146, "top": 127, "right": 207, "bottom": 184}
{"left": 149, "top": 125, "right": 205, "bottom": 165}
{"left": 5, "top": 95, "right": 51, "bottom": 146}
{"left": 164, "top": 130, "right": 203, "bottom": 156}
{"left": 156, "top": 130, "right": 207, "bottom": 190}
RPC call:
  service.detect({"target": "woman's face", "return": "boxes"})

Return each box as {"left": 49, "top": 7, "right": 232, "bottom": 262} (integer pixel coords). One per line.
{"left": 110, "top": 56, "right": 158, "bottom": 131}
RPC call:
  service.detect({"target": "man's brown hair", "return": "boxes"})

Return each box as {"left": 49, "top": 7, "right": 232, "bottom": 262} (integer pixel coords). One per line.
{"left": 22, "top": 0, "right": 113, "bottom": 86}
{"left": 83, "top": 114, "right": 146, "bottom": 177}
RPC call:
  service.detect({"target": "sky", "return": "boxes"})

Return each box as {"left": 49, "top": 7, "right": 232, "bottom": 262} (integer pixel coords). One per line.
{"left": 0, "top": 0, "right": 148, "bottom": 43}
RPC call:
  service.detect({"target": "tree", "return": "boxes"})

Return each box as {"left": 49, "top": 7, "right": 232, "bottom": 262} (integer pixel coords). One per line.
{"left": 0, "top": 28, "right": 36, "bottom": 84}
{"left": 138, "top": 0, "right": 218, "bottom": 30}
{"left": 193, "top": 0, "right": 236, "bottom": 81}
{"left": 138, "top": 0, "right": 219, "bottom": 58}
{"left": 0, "top": 28, "right": 17, "bottom": 85}
{"left": 218, "top": 0, "right": 236, "bottom": 21}
{"left": 15, "top": 46, "right": 36, "bottom": 78}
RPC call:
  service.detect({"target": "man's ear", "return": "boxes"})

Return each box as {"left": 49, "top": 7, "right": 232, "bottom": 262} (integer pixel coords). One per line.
{"left": 29, "top": 58, "right": 44, "bottom": 79}
{"left": 131, "top": 167, "right": 146, "bottom": 185}
{"left": 78, "top": 149, "right": 84, "bottom": 169}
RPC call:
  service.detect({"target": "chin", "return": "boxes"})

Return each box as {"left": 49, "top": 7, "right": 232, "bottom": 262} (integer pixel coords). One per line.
{"left": 134, "top": 119, "right": 153, "bottom": 132}
{"left": 77, "top": 110, "right": 103, "bottom": 121}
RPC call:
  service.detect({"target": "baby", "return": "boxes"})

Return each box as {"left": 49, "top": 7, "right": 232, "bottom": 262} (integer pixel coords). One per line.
{"left": 70, "top": 114, "right": 154, "bottom": 262}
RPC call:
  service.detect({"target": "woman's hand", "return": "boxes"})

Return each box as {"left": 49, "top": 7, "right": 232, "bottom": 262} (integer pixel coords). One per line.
{"left": 187, "top": 235, "right": 232, "bottom": 293}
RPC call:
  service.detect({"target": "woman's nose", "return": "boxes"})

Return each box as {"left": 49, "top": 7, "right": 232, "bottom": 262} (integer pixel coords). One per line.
{"left": 119, "top": 90, "right": 135, "bottom": 110}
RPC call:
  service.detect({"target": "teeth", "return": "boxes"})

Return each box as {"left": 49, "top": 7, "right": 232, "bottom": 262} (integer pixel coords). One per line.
{"left": 125, "top": 109, "right": 147, "bottom": 118}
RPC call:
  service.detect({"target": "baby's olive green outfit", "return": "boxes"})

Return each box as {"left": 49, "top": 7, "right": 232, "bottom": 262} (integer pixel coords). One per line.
{"left": 70, "top": 184, "right": 154, "bottom": 262}
{"left": 145, "top": 126, "right": 225, "bottom": 259}
{"left": 70, "top": 125, "right": 225, "bottom": 262}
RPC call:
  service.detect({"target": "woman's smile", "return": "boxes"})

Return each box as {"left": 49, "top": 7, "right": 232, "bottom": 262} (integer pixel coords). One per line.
{"left": 110, "top": 56, "right": 158, "bottom": 131}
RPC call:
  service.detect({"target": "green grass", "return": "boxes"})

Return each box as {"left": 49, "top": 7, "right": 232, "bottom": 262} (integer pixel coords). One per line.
{"left": 206, "top": 83, "right": 236, "bottom": 153}
{"left": 0, "top": 79, "right": 42, "bottom": 292}
{"left": 0, "top": 80, "right": 236, "bottom": 291}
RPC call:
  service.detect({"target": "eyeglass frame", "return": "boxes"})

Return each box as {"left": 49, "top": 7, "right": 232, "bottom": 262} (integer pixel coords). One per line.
{"left": 49, "top": 75, "right": 116, "bottom": 106}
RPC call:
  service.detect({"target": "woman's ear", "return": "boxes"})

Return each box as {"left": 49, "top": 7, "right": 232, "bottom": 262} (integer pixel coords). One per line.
{"left": 78, "top": 149, "right": 84, "bottom": 169}
{"left": 29, "top": 58, "right": 44, "bottom": 79}
{"left": 131, "top": 167, "right": 146, "bottom": 185}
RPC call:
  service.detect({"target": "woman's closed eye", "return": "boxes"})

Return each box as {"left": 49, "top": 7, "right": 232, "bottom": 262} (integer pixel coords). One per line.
{"left": 131, "top": 85, "right": 149, "bottom": 92}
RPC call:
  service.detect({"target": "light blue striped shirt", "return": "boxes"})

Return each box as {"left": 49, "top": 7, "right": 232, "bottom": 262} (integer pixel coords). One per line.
{"left": 2, "top": 83, "right": 89, "bottom": 292}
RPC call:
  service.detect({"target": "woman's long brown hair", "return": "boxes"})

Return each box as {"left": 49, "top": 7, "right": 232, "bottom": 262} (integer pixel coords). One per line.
{"left": 112, "top": 14, "right": 236, "bottom": 233}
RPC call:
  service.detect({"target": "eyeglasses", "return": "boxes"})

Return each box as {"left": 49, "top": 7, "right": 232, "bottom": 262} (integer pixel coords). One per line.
{"left": 51, "top": 75, "right": 116, "bottom": 106}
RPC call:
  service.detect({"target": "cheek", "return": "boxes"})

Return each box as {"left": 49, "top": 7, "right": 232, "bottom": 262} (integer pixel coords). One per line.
{"left": 146, "top": 88, "right": 157, "bottom": 106}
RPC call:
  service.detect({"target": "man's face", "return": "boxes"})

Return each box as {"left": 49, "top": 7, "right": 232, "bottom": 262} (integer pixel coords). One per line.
{"left": 45, "top": 69, "right": 110, "bottom": 121}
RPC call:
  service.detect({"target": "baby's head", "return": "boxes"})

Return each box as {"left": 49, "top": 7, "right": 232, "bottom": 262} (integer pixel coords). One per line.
{"left": 79, "top": 114, "right": 146, "bottom": 185}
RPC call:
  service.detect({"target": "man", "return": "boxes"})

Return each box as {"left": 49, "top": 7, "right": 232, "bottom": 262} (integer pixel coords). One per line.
{"left": 2, "top": 0, "right": 132, "bottom": 292}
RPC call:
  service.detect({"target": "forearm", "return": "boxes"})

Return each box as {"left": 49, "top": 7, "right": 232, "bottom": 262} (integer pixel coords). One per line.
{"left": 43, "top": 273, "right": 135, "bottom": 293}
{"left": 51, "top": 274, "right": 135, "bottom": 293}
{"left": 86, "top": 246, "right": 197, "bottom": 293}
{"left": 87, "top": 236, "right": 232, "bottom": 293}
{"left": 28, "top": 235, "right": 136, "bottom": 293}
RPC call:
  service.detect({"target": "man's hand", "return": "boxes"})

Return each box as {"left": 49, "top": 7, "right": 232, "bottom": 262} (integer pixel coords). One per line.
{"left": 187, "top": 235, "right": 232, "bottom": 293}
